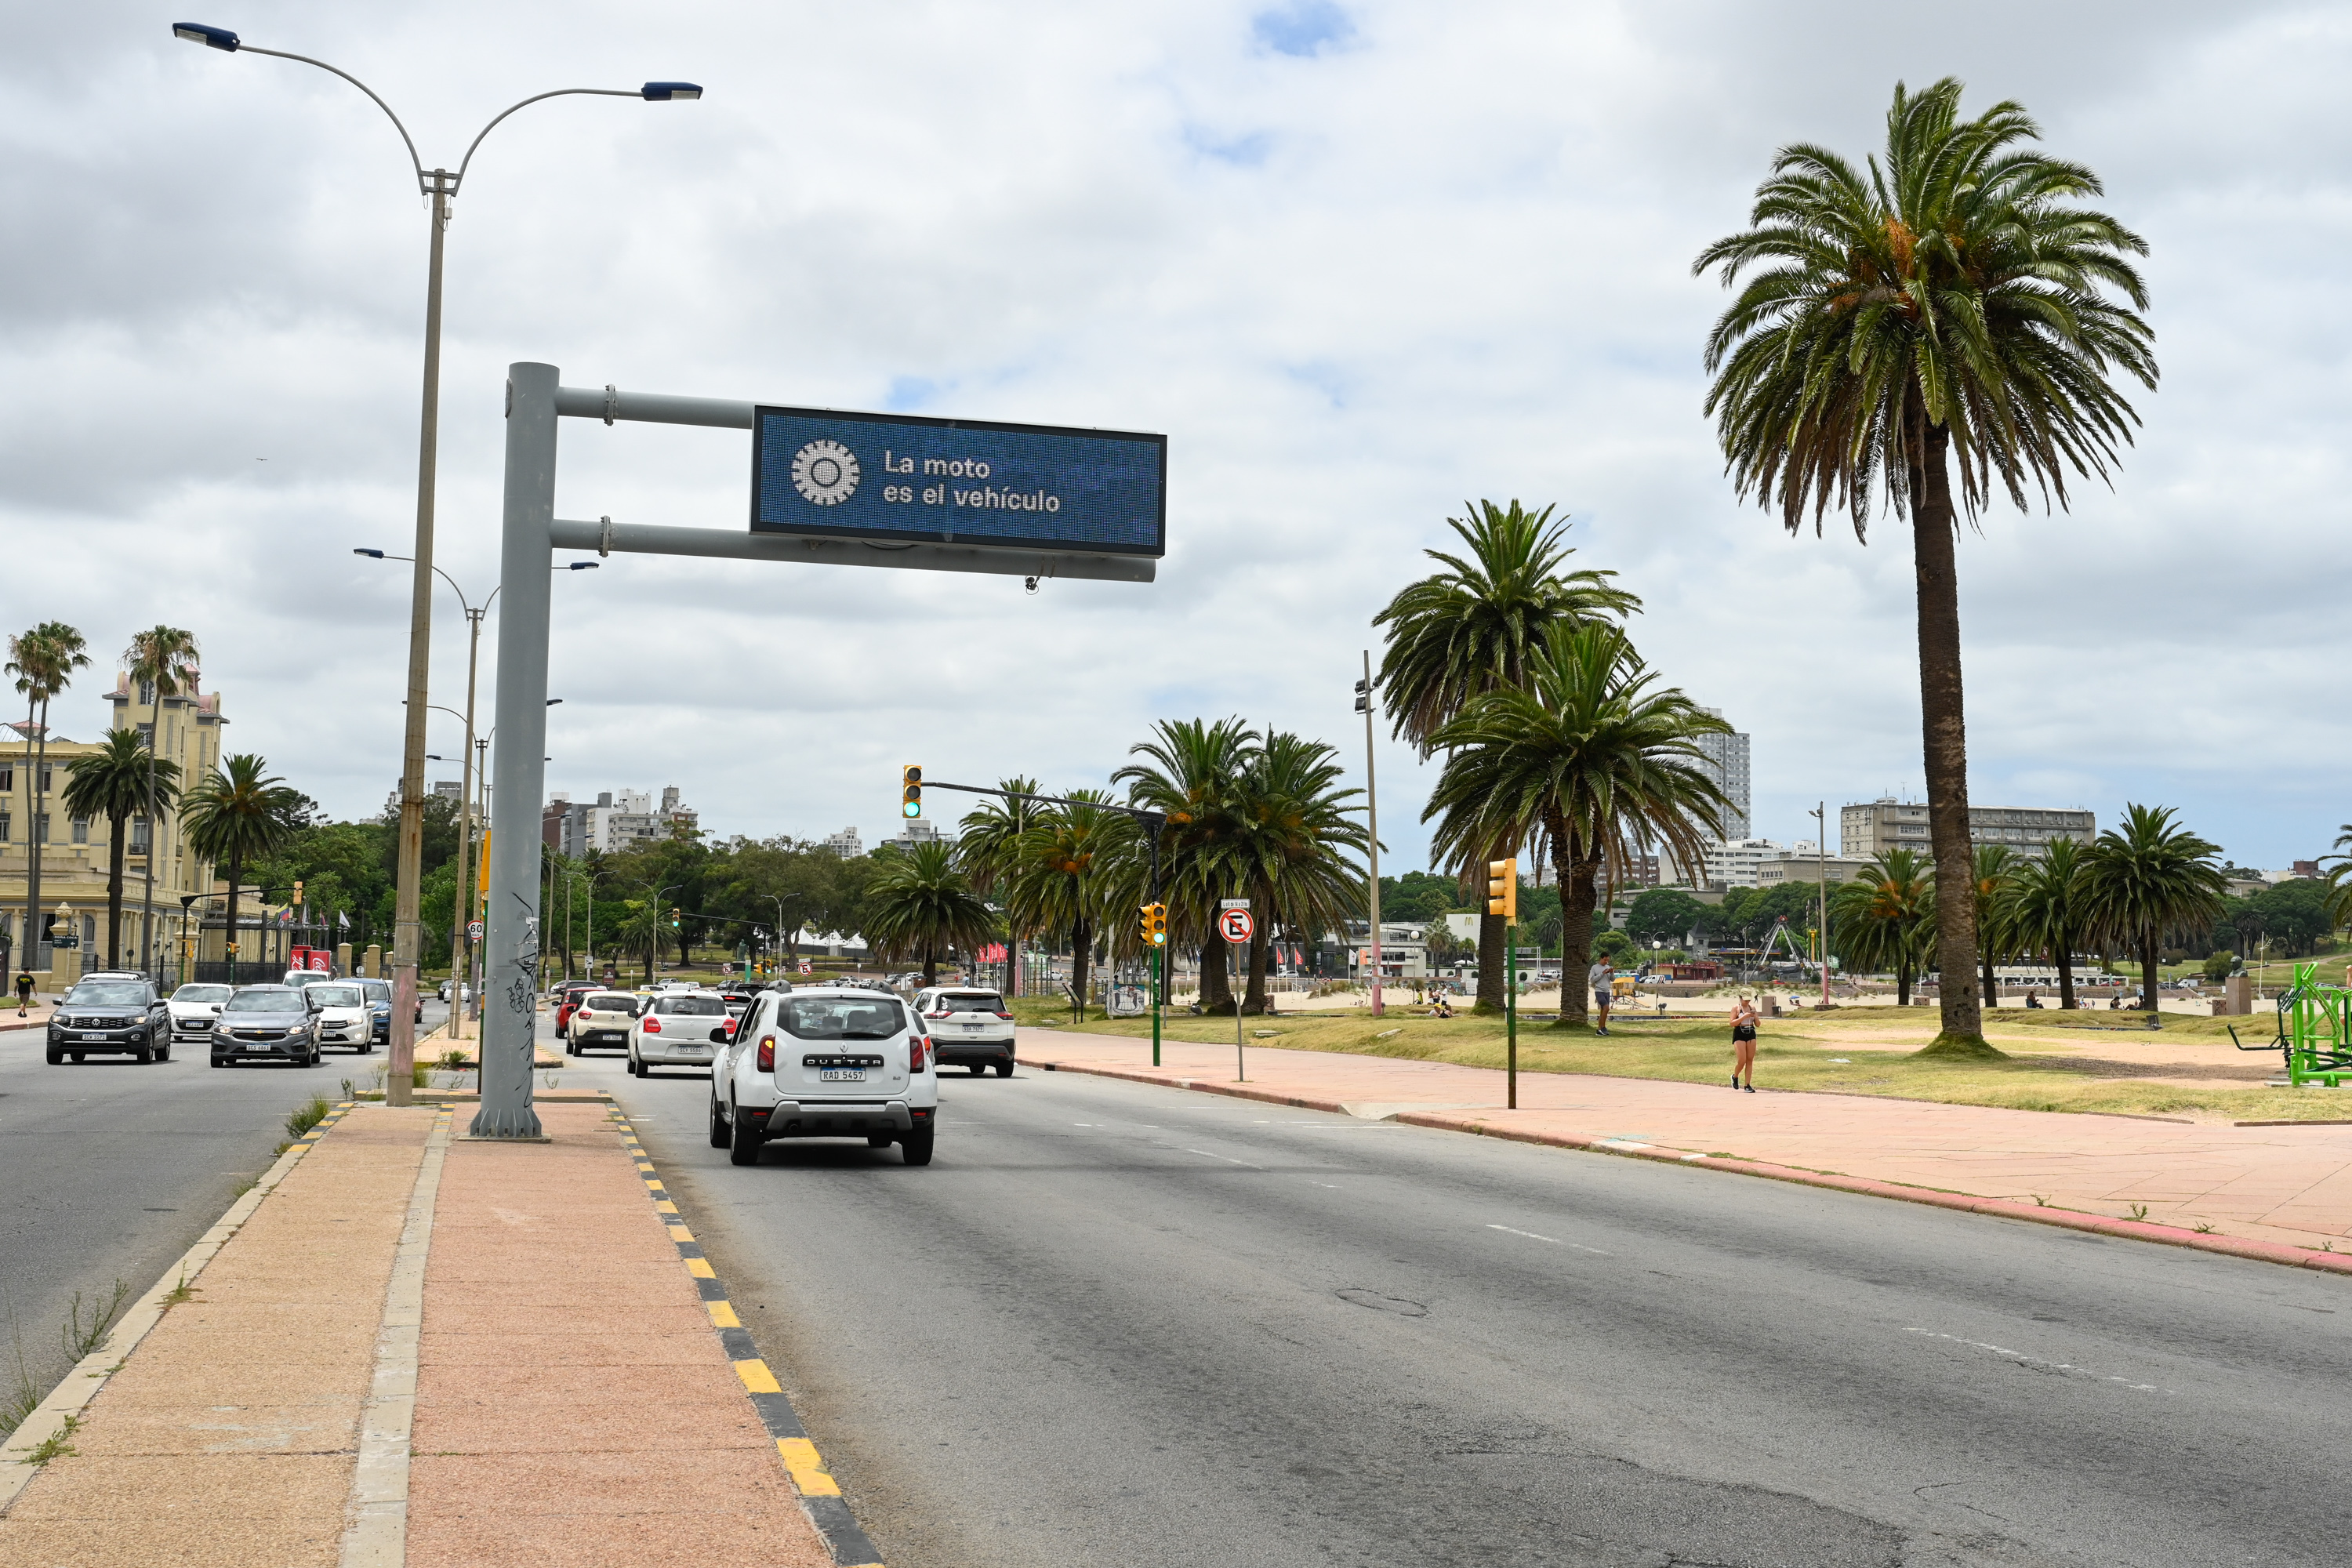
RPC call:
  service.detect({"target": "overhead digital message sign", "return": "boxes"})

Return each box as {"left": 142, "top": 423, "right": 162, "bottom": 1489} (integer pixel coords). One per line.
{"left": 751, "top": 406, "right": 1165, "bottom": 557}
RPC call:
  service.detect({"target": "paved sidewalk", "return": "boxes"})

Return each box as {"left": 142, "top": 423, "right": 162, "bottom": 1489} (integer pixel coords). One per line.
{"left": 1022, "top": 1030, "right": 2352, "bottom": 1261}
{"left": 0, "top": 1101, "right": 849, "bottom": 1567}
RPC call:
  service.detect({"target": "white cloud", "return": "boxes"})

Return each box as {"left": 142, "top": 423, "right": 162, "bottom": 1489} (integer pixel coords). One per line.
{"left": 3, "top": 0, "right": 2345, "bottom": 869}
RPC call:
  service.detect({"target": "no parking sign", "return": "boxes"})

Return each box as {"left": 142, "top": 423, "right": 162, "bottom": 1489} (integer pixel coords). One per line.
{"left": 1218, "top": 902, "right": 1253, "bottom": 945}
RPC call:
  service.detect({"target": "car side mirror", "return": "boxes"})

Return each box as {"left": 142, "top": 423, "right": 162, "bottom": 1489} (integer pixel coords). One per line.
{"left": 709, "top": 1026, "right": 728, "bottom": 1043}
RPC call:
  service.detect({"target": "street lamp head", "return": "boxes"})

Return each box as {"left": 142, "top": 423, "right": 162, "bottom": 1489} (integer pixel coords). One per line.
{"left": 640, "top": 81, "right": 702, "bottom": 101}
{"left": 565, "top": 561, "right": 599, "bottom": 571}
{"left": 354, "top": 547, "right": 386, "bottom": 558}
{"left": 172, "top": 22, "right": 241, "bottom": 49}
{"left": 545, "top": 699, "right": 563, "bottom": 706}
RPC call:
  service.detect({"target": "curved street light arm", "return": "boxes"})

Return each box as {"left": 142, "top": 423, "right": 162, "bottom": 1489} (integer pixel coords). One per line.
{"left": 237, "top": 44, "right": 429, "bottom": 192}
{"left": 454, "top": 89, "right": 643, "bottom": 193}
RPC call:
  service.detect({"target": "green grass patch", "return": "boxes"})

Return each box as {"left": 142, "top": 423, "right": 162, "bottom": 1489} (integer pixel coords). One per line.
{"left": 1039, "top": 1007, "right": 2342, "bottom": 1122}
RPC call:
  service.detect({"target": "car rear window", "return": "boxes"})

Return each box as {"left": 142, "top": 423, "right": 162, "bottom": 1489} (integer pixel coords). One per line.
{"left": 655, "top": 996, "right": 728, "bottom": 1016}
{"left": 585, "top": 993, "right": 638, "bottom": 1013}
{"left": 936, "top": 993, "right": 1004, "bottom": 1013}
{"left": 778, "top": 997, "right": 906, "bottom": 1041}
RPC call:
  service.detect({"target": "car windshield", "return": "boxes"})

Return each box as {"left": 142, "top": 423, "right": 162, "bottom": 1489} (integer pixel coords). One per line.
{"left": 936, "top": 993, "right": 1004, "bottom": 1013}
{"left": 66, "top": 982, "right": 145, "bottom": 1007}
{"left": 655, "top": 996, "right": 728, "bottom": 1016}
{"left": 173, "top": 985, "right": 232, "bottom": 1004}
{"left": 224, "top": 989, "right": 299, "bottom": 1013}
{"left": 356, "top": 982, "right": 391, "bottom": 1004}
{"left": 309, "top": 985, "right": 364, "bottom": 1007}
{"left": 585, "top": 994, "right": 638, "bottom": 1013}
{"left": 779, "top": 996, "right": 906, "bottom": 1041}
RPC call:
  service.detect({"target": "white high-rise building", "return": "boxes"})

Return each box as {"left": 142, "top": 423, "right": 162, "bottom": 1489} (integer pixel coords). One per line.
{"left": 1692, "top": 710, "right": 1751, "bottom": 840}
{"left": 824, "top": 826, "right": 864, "bottom": 858}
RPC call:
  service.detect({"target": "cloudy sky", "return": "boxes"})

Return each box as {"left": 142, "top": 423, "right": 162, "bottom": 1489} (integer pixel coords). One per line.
{"left": 8, "top": 1, "right": 2347, "bottom": 873}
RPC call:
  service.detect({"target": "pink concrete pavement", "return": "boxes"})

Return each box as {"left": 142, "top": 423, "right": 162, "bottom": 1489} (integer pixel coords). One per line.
{"left": 1021, "top": 1029, "right": 2352, "bottom": 1267}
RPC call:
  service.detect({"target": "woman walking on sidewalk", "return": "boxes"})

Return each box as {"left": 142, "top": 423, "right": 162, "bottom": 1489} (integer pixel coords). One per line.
{"left": 1730, "top": 996, "right": 1759, "bottom": 1091}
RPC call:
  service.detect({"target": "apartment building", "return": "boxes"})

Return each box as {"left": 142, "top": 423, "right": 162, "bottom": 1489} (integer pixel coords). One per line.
{"left": 1840, "top": 798, "right": 2095, "bottom": 860}
{"left": 1692, "top": 713, "right": 1751, "bottom": 840}
{"left": 824, "top": 826, "right": 864, "bottom": 858}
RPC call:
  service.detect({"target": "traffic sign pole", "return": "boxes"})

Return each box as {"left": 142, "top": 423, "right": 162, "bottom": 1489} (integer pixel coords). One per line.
{"left": 1507, "top": 918, "right": 1518, "bottom": 1110}
{"left": 1151, "top": 945, "right": 1162, "bottom": 1069}
{"left": 1221, "top": 900, "right": 1252, "bottom": 1080}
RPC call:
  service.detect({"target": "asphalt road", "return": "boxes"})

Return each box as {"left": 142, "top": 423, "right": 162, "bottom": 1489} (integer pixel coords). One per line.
{"left": 0, "top": 996, "right": 451, "bottom": 1417}
{"left": 587, "top": 1038, "right": 2351, "bottom": 1568}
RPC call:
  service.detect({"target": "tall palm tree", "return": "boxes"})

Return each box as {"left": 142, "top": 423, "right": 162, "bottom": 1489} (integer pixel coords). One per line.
{"left": 1831, "top": 848, "right": 1936, "bottom": 1006}
{"left": 125, "top": 626, "right": 201, "bottom": 976}
{"left": 2078, "top": 804, "right": 2225, "bottom": 1014}
{"left": 1423, "top": 624, "right": 1729, "bottom": 1028}
{"left": 1374, "top": 500, "right": 1637, "bottom": 1012}
{"left": 1113, "top": 719, "right": 1254, "bottom": 1014}
{"left": 1007, "top": 793, "right": 1134, "bottom": 1014}
{"left": 7, "top": 622, "right": 89, "bottom": 974}
{"left": 956, "top": 775, "right": 1042, "bottom": 994}
{"left": 1225, "top": 730, "right": 1369, "bottom": 1014}
{"left": 180, "top": 753, "right": 303, "bottom": 984}
{"left": 2001, "top": 837, "right": 2089, "bottom": 1010}
{"left": 862, "top": 839, "right": 999, "bottom": 987}
{"left": 63, "top": 730, "right": 181, "bottom": 971}
{"left": 1966, "top": 844, "right": 2022, "bottom": 1010}
{"left": 1696, "top": 79, "right": 2156, "bottom": 1054}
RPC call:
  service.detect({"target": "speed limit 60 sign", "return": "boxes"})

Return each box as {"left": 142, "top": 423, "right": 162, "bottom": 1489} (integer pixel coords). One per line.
{"left": 1218, "top": 905, "right": 1254, "bottom": 944}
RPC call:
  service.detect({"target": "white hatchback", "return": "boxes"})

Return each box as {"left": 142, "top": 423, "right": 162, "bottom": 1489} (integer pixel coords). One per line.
{"left": 566, "top": 991, "right": 642, "bottom": 1055}
{"left": 168, "top": 982, "right": 234, "bottom": 1044}
{"left": 709, "top": 986, "right": 938, "bottom": 1166}
{"left": 629, "top": 991, "right": 733, "bottom": 1077}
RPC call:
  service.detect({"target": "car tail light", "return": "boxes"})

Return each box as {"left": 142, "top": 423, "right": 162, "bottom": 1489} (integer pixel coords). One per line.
{"left": 909, "top": 1036, "right": 928, "bottom": 1073}
{"left": 994, "top": 1011, "right": 1014, "bottom": 1020}
{"left": 724, "top": 1017, "right": 739, "bottom": 1037}
{"left": 643, "top": 1017, "right": 662, "bottom": 1034}
{"left": 756, "top": 1033, "right": 775, "bottom": 1073}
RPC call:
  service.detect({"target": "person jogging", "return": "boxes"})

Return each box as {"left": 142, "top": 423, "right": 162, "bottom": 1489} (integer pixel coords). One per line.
{"left": 1730, "top": 995, "right": 1760, "bottom": 1091}
{"left": 1588, "top": 956, "right": 1616, "bottom": 1036}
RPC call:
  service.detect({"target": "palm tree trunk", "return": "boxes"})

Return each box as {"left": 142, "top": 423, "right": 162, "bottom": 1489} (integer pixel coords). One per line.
{"left": 223, "top": 845, "right": 242, "bottom": 985}
{"left": 1981, "top": 944, "right": 1998, "bottom": 1011}
{"left": 1070, "top": 917, "right": 1091, "bottom": 1018}
{"left": 1896, "top": 960, "right": 1911, "bottom": 1007}
{"left": 1475, "top": 913, "right": 1505, "bottom": 1014}
{"left": 922, "top": 936, "right": 936, "bottom": 988}
{"left": 105, "top": 808, "right": 126, "bottom": 968}
{"left": 1242, "top": 904, "right": 1271, "bottom": 1015}
{"left": 1198, "top": 923, "right": 1232, "bottom": 1014}
{"left": 1910, "top": 421, "right": 1989, "bottom": 1053}
{"left": 1553, "top": 848, "right": 1601, "bottom": 1029}
{"left": 2056, "top": 942, "right": 2077, "bottom": 1011}
{"left": 2140, "top": 929, "right": 2160, "bottom": 1013}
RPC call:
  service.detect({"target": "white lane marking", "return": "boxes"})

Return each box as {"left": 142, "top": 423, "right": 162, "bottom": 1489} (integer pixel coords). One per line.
{"left": 1312, "top": 1181, "right": 1341, "bottom": 1189}
{"left": 1904, "top": 1328, "right": 2170, "bottom": 1393}
{"left": 1185, "top": 1148, "right": 1255, "bottom": 1166}
{"left": 1488, "top": 1224, "right": 1610, "bottom": 1255}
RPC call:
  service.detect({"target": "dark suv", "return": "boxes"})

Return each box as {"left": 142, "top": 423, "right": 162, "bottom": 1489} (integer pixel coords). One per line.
{"left": 47, "top": 977, "right": 171, "bottom": 1065}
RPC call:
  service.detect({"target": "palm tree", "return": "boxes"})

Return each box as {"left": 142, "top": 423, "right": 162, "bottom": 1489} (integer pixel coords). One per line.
{"left": 1006, "top": 793, "right": 1134, "bottom": 1014}
{"left": 1225, "top": 731, "right": 1369, "bottom": 1014}
{"left": 179, "top": 753, "right": 303, "bottom": 984}
{"left": 1967, "top": 844, "right": 2021, "bottom": 1010}
{"left": 1113, "top": 719, "right": 1254, "bottom": 1014}
{"left": 124, "top": 626, "right": 200, "bottom": 975}
{"left": 2001, "top": 837, "right": 2090, "bottom": 1009}
{"left": 862, "top": 839, "right": 999, "bottom": 987}
{"left": 1831, "top": 848, "right": 1936, "bottom": 1006}
{"left": 1696, "top": 79, "right": 2156, "bottom": 1054}
{"left": 1423, "top": 624, "right": 1730, "bottom": 1028}
{"left": 63, "top": 730, "right": 181, "bottom": 970}
{"left": 956, "top": 776, "right": 1042, "bottom": 994}
{"left": 1374, "top": 499, "right": 1637, "bottom": 1012}
{"left": 2078, "top": 804, "right": 2226, "bottom": 1014}
{"left": 7, "top": 622, "right": 90, "bottom": 973}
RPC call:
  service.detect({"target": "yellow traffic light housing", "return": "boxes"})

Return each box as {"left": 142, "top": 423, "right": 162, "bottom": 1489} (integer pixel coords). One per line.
{"left": 902, "top": 764, "right": 923, "bottom": 818}
{"left": 1142, "top": 902, "right": 1167, "bottom": 946}
{"left": 1486, "top": 858, "right": 1517, "bottom": 920}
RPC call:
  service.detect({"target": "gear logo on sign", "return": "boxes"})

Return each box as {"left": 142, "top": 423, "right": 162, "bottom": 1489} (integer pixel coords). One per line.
{"left": 790, "top": 440, "right": 860, "bottom": 506}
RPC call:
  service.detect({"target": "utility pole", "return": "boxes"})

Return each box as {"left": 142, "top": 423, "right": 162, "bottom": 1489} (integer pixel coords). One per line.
{"left": 1357, "top": 652, "right": 1382, "bottom": 1018}
{"left": 1812, "top": 801, "right": 1830, "bottom": 1011}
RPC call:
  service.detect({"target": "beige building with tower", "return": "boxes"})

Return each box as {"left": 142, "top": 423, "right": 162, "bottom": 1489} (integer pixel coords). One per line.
{"left": 0, "top": 673, "right": 260, "bottom": 986}
{"left": 1840, "top": 797, "right": 2095, "bottom": 861}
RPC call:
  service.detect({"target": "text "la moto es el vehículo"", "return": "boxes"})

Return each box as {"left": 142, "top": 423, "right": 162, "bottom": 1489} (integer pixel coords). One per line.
{"left": 875, "top": 450, "right": 1064, "bottom": 513}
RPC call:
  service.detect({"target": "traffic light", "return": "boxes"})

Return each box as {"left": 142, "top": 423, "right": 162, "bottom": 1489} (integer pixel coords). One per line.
{"left": 1141, "top": 902, "right": 1167, "bottom": 946}
{"left": 902, "top": 764, "right": 923, "bottom": 818}
{"left": 1486, "top": 858, "right": 1518, "bottom": 920}
{"left": 292, "top": 880, "right": 304, "bottom": 905}
{"left": 669, "top": 907, "right": 681, "bottom": 930}
{"left": 1353, "top": 678, "right": 1371, "bottom": 715}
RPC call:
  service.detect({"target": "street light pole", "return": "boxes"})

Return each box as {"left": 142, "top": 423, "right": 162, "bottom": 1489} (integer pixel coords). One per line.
{"left": 177, "top": 24, "right": 699, "bottom": 1108}
{"left": 1356, "top": 652, "right": 1382, "bottom": 1018}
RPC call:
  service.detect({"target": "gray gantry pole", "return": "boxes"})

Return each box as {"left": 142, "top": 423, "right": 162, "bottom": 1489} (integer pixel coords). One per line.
{"left": 471, "top": 362, "right": 559, "bottom": 1139}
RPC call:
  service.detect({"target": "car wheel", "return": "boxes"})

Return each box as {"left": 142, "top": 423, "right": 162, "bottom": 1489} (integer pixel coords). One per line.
{"left": 45, "top": 1049, "right": 62, "bottom": 1065}
{"left": 135, "top": 1043, "right": 153, "bottom": 1065}
{"left": 359, "top": 1041, "right": 374, "bottom": 1054}
{"left": 708, "top": 1098, "right": 731, "bottom": 1149}
{"left": 902, "top": 1127, "right": 935, "bottom": 1166}
{"left": 211, "top": 1055, "right": 230, "bottom": 1068}
{"left": 70, "top": 1053, "right": 84, "bottom": 1063}
{"left": 995, "top": 1060, "right": 1014, "bottom": 1077}
{"left": 728, "top": 1109, "right": 764, "bottom": 1167}
{"left": 969, "top": 1063, "right": 986, "bottom": 1076}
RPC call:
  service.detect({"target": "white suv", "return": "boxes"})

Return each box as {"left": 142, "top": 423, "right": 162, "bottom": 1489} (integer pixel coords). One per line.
{"left": 630, "top": 991, "right": 733, "bottom": 1077}
{"left": 710, "top": 986, "right": 938, "bottom": 1167}
{"left": 912, "top": 986, "right": 1016, "bottom": 1076}
{"left": 168, "top": 982, "right": 234, "bottom": 1045}
{"left": 301, "top": 981, "right": 376, "bottom": 1054}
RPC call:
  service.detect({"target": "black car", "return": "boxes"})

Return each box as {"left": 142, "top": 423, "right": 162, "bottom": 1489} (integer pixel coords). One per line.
{"left": 47, "top": 977, "right": 171, "bottom": 1065}
{"left": 210, "top": 985, "right": 323, "bottom": 1069}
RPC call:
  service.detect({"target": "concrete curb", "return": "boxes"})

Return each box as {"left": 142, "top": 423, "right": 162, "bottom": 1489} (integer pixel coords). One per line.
{"left": 1032, "top": 1058, "right": 2352, "bottom": 1278}
{"left": 607, "top": 1112, "right": 885, "bottom": 1568}
{"left": 339, "top": 1108, "right": 454, "bottom": 1568}
{"left": 0, "top": 1100, "right": 358, "bottom": 1512}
